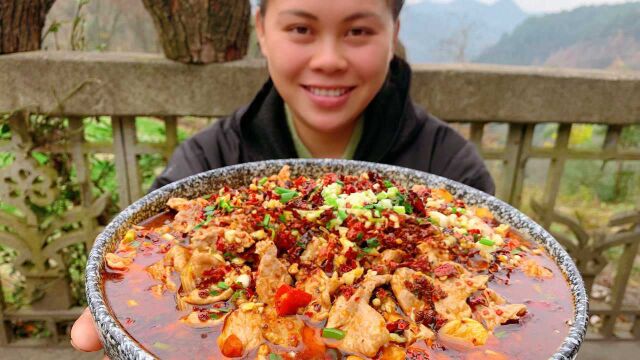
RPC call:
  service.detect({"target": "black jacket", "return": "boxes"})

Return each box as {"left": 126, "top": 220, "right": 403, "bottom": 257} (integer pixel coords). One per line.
{"left": 151, "top": 57, "right": 495, "bottom": 195}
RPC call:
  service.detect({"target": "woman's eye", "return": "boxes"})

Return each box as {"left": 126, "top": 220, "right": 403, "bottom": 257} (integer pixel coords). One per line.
{"left": 347, "top": 28, "right": 371, "bottom": 37}
{"left": 289, "top": 26, "right": 310, "bottom": 35}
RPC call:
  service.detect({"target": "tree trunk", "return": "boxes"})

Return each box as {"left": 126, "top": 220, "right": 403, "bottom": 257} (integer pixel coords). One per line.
{"left": 142, "top": 0, "right": 251, "bottom": 64}
{"left": 0, "top": 0, "right": 56, "bottom": 54}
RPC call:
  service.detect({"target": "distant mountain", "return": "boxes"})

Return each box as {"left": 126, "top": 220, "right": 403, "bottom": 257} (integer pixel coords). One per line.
{"left": 399, "top": 0, "right": 528, "bottom": 63}
{"left": 475, "top": 3, "right": 640, "bottom": 70}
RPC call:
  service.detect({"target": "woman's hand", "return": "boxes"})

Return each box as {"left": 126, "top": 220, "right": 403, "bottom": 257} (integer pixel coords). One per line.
{"left": 71, "top": 307, "right": 104, "bottom": 353}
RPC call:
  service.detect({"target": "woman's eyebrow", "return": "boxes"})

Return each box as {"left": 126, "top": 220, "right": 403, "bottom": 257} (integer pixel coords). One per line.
{"left": 278, "top": 10, "right": 381, "bottom": 23}
{"left": 279, "top": 10, "right": 318, "bottom": 21}
{"left": 342, "top": 11, "right": 381, "bottom": 23}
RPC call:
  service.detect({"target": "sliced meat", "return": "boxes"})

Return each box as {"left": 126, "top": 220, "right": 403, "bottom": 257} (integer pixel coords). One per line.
{"left": 326, "top": 271, "right": 391, "bottom": 357}
{"left": 390, "top": 267, "right": 427, "bottom": 320}
{"left": 168, "top": 197, "right": 207, "bottom": 233}
{"left": 473, "top": 289, "right": 527, "bottom": 330}
{"left": 163, "top": 245, "right": 190, "bottom": 272}
{"left": 261, "top": 306, "right": 305, "bottom": 348}
{"left": 181, "top": 288, "right": 233, "bottom": 305}
{"left": 379, "top": 295, "right": 435, "bottom": 346}
{"left": 435, "top": 263, "right": 488, "bottom": 321}
{"left": 520, "top": 258, "right": 553, "bottom": 279}
{"left": 255, "top": 240, "right": 292, "bottom": 305}
{"left": 218, "top": 308, "right": 264, "bottom": 357}
{"left": 297, "top": 269, "right": 340, "bottom": 321}
{"left": 300, "top": 236, "right": 328, "bottom": 266}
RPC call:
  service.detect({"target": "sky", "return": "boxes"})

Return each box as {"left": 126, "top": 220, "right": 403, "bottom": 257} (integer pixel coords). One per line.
{"left": 409, "top": 0, "right": 639, "bottom": 13}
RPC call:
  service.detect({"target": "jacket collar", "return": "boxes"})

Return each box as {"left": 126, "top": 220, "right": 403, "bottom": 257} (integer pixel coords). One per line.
{"left": 240, "top": 56, "right": 421, "bottom": 163}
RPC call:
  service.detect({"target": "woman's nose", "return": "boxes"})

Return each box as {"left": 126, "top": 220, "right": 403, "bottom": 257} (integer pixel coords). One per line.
{"left": 308, "top": 38, "right": 348, "bottom": 74}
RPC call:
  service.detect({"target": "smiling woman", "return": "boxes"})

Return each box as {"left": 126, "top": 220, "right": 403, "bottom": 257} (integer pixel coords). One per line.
{"left": 255, "top": 0, "right": 400, "bottom": 158}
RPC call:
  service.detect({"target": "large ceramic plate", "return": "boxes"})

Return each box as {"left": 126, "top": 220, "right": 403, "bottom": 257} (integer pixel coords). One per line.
{"left": 86, "top": 159, "right": 588, "bottom": 360}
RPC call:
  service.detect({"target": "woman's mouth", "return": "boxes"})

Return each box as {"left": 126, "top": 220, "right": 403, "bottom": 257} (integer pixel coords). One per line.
{"left": 302, "top": 85, "right": 355, "bottom": 109}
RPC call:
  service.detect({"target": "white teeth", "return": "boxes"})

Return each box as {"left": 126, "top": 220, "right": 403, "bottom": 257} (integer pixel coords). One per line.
{"left": 308, "top": 87, "right": 349, "bottom": 97}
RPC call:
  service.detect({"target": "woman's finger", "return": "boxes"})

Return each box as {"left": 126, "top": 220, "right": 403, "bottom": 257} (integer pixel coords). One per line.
{"left": 70, "top": 307, "right": 104, "bottom": 352}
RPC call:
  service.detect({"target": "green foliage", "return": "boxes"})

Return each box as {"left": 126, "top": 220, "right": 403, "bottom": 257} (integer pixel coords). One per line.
{"left": 476, "top": 3, "right": 640, "bottom": 65}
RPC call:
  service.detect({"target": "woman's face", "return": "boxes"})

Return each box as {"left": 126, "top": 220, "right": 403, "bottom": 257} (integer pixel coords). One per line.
{"left": 256, "top": 0, "right": 399, "bottom": 134}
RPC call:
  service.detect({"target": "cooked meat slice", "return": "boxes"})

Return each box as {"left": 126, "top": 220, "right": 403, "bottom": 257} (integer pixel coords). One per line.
{"left": 390, "top": 267, "right": 427, "bottom": 319}
{"left": 326, "top": 271, "right": 392, "bottom": 357}
{"left": 438, "top": 317, "right": 489, "bottom": 346}
{"left": 298, "top": 269, "right": 340, "bottom": 321}
{"left": 168, "top": 197, "right": 207, "bottom": 233}
{"left": 188, "top": 249, "right": 225, "bottom": 278}
{"left": 163, "top": 245, "right": 190, "bottom": 272}
{"left": 300, "top": 236, "right": 328, "bottom": 266}
{"left": 180, "top": 310, "right": 225, "bottom": 328}
{"left": 218, "top": 308, "right": 264, "bottom": 357}
{"left": 105, "top": 253, "right": 132, "bottom": 270}
{"left": 181, "top": 288, "right": 233, "bottom": 305}
{"left": 146, "top": 260, "right": 177, "bottom": 292}
{"left": 521, "top": 258, "right": 553, "bottom": 279}
{"left": 261, "top": 306, "right": 304, "bottom": 348}
{"left": 435, "top": 264, "right": 489, "bottom": 321}
{"left": 373, "top": 249, "right": 407, "bottom": 272}
{"left": 473, "top": 289, "right": 527, "bottom": 330}
{"left": 379, "top": 295, "right": 435, "bottom": 345}
{"left": 255, "top": 240, "right": 292, "bottom": 305}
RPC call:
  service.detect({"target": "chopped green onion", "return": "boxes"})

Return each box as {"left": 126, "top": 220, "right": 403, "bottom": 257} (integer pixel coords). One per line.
{"left": 336, "top": 180, "right": 344, "bottom": 186}
{"left": 274, "top": 187, "right": 292, "bottom": 195}
{"left": 259, "top": 177, "right": 268, "bottom": 186}
{"left": 384, "top": 180, "right": 394, "bottom": 188}
{"left": 337, "top": 209, "right": 348, "bottom": 221}
{"left": 357, "top": 232, "right": 364, "bottom": 241}
{"left": 204, "top": 205, "right": 216, "bottom": 212}
{"left": 325, "top": 196, "right": 338, "bottom": 208}
{"left": 451, "top": 207, "right": 458, "bottom": 214}
{"left": 478, "top": 237, "right": 495, "bottom": 246}
{"left": 279, "top": 190, "right": 299, "bottom": 203}
{"left": 269, "top": 354, "right": 283, "bottom": 360}
{"left": 296, "top": 240, "right": 307, "bottom": 249}
{"left": 262, "top": 214, "right": 271, "bottom": 227}
{"left": 322, "top": 328, "right": 346, "bottom": 340}
{"left": 362, "top": 247, "right": 377, "bottom": 254}
{"left": 217, "top": 281, "right": 230, "bottom": 290}
{"left": 223, "top": 252, "right": 234, "bottom": 259}
{"left": 392, "top": 206, "right": 406, "bottom": 215}
{"left": 374, "top": 209, "right": 381, "bottom": 218}
{"left": 366, "top": 237, "right": 380, "bottom": 248}
{"left": 279, "top": 214, "right": 286, "bottom": 222}
{"left": 209, "top": 313, "right": 220, "bottom": 320}
{"left": 231, "top": 289, "right": 245, "bottom": 301}
{"left": 216, "top": 307, "right": 231, "bottom": 313}
{"left": 458, "top": 208, "right": 466, "bottom": 215}
{"left": 202, "top": 194, "right": 213, "bottom": 200}
{"left": 270, "top": 228, "right": 276, "bottom": 240}
{"left": 209, "top": 289, "right": 220, "bottom": 296}
{"left": 153, "top": 342, "right": 171, "bottom": 350}
{"left": 364, "top": 204, "right": 375, "bottom": 210}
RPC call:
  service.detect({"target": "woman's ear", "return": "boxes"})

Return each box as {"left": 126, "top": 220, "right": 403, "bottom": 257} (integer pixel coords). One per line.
{"left": 255, "top": 9, "right": 268, "bottom": 58}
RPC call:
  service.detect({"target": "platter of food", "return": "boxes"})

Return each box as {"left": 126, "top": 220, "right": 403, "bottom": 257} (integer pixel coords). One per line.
{"left": 86, "top": 159, "right": 587, "bottom": 360}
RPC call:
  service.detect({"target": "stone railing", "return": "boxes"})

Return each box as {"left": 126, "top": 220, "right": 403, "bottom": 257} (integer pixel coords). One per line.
{"left": 0, "top": 51, "right": 638, "bottom": 345}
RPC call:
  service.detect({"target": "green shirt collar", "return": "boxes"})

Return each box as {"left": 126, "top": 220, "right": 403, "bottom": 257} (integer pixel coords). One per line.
{"left": 285, "top": 104, "right": 363, "bottom": 159}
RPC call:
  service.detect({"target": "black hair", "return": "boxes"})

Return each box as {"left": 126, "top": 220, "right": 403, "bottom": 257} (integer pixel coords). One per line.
{"left": 259, "top": 0, "right": 404, "bottom": 20}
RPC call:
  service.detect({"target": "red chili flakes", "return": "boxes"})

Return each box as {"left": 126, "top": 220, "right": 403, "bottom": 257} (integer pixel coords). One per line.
{"left": 406, "top": 347, "right": 430, "bottom": 360}
{"left": 467, "top": 293, "right": 488, "bottom": 309}
{"left": 197, "top": 312, "right": 209, "bottom": 322}
{"left": 375, "top": 288, "right": 389, "bottom": 299}
{"left": 433, "top": 263, "right": 459, "bottom": 278}
{"left": 339, "top": 285, "right": 356, "bottom": 300}
{"left": 386, "top": 319, "right": 410, "bottom": 334}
